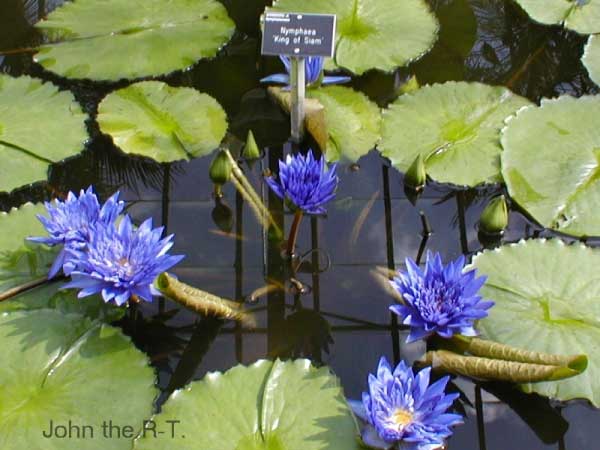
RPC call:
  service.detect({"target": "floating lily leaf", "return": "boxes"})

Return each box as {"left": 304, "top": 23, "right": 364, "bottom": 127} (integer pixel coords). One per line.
{"left": 270, "top": 0, "right": 439, "bottom": 75}
{"left": 0, "top": 75, "right": 87, "bottom": 193}
{"left": 379, "top": 81, "right": 531, "bottom": 187}
{"left": 501, "top": 95, "right": 600, "bottom": 237}
{"left": 513, "top": 0, "right": 600, "bottom": 34}
{"left": 471, "top": 239, "right": 600, "bottom": 406}
{"left": 133, "top": 359, "right": 359, "bottom": 450}
{"left": 34, "top": 0, "right": 235, "bottom": 81}
{"left": 97, "top": 81, "right": 228, "bottom": 163}
{"left": 583, "top": 34, "right": 600, "bottom": 86}
{"left": 0, "top": 309, "right": 156, "bottom": 449}
{"left": 268, "top": 85, "right": 381, "bottom": 162}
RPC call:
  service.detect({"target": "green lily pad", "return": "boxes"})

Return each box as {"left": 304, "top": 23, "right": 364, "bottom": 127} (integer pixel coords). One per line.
{"left": 34, "top": 0, "right": 235, "bottom": 81}
{"left": 583, "top": 34, "right": 600, "bottom": 86}
{"left": 97, "top": 81, "right": 228, "bottom": 163}
{"left": 501, "top": 95, "right": 600, "bottom": 237}
{"left": 268, "top": 85, "right": 381, "bottom": 162}
{"left": 133, "top": 359, "right": 359, "bottom": 450}
{"left": 379, "top": 81, "right": 531, "bottom": 187}
{"left": 0, "top": 75, "right": 87, "bottom": 193}
{"left": 0, "top": 309, "right": 157, "bottom": 449}
{"left": 513, "top": 0, "right": 600, "bottom": 34}
{"left": 471, "top": 239, "right": 600, "bottom": 406}
{"left": 270, "top": 0, "right": 439, "bottom": 75}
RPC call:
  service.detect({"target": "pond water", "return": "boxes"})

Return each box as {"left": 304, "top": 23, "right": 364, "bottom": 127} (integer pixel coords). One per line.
{"left": 1, "top": 0, "right": 600, "bottom": 449}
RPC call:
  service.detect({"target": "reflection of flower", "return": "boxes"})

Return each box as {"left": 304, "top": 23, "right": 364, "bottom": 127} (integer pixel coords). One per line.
{"left": 261, "top": 56, "right": 350, "bottom": 88}
{"left": 265, "top": 150, "right": 338, "bottom": 215}
{"left": 350, "top": 357, "right": 462, "bottom": 450}
{"left": 390, "top": 252, "right": 493, "bottom": 343}
{"left": 65, "top": 216, "right": 184, "bottom": 305}
{"left": 29, "top": 187, "right": 124, "bottom": 278}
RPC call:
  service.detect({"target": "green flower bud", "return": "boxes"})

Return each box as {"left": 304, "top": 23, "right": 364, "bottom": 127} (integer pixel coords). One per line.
{"left": 404, "top": 154, "right": 427, "bottom": 190}
{"left": 399, "top": 75, "right": 419, "bottom": 95}
{"left": 209, "top": 150, "right": 232, "bottom": 187}
{"left": 243, "top": 130, "right": 261, "bottom": 160}
{"left": 480, "top": 195, "right": 508, "bottom": 234}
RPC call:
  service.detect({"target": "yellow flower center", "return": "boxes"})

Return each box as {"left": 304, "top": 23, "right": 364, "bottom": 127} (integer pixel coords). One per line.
{"left": 392, "top": 408, "right": 413, "bottom": 430}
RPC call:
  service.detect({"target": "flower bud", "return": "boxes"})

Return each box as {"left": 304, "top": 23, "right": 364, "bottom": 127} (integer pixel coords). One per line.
{"left": 480, "top": 195, "right": 508, "bottom": 234}
{"left": 404, "top": 154, "right": 427, "bottom": 190}
{"left": 209, "top": 150, "right": 232, "bottom": 187}
{"left": 243, "top": 130, "right": 260, "bottom": 160}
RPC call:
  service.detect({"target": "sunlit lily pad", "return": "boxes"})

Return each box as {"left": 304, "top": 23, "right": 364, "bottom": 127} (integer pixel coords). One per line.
{"left": 0, "top": 75, "right": 87, "bottom": 193}
{"left": 471, "top": 239, "right": 600, "bottom": 406}
{"left": 270, "top": 0, "right": 439, "bottom": 74}
{"left": 97, "top": 81, "right": 228, "bottom": 163}
{"left": 133, "top": 359, "right": 359, "bottom": 450}
{"left": 501, "top": 95, "right": 600, "bottom": 237}
{"left": 379, "top": 81, "right": 531, "bottom": 187}
{"left": 34, "top": 0, "right": 235, "bottom": 81}
{"left": 583, "top": 34, "right": 600, "bottom": 86}
{"left": 268, "top": 85, "right": 381, "bottom": 162}
{"left": 513, "top": 0, "right": 600, "bottom": 34}
{"left": 0, "top": 309, "right": 156, "bottom": 450}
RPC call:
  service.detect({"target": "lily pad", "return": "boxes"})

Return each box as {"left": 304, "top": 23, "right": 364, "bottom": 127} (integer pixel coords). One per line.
{"left": 501, "top": 95, "right": 600, "bottom": 237}
{"left": 0, "top": 309, "right": 157, "bottom": 449}
{"left": 583, "top": 34, "right": 600, "bottom": 86}
{"left": 270, "top": 0, "right": 439, "bottom": 75}
{"left": 133, "top": 359, "right": 359, "bottom": 450}
{"left": 471, "top": 239, "right": 600, "bottom": 406}
{"left": 0, "top": 75, "right": 87, "bottom": 193}
{"left": 513, "top": 0, "right": 600, "bottom": 34}
{"left": 97, "top": 81, "right": 228, "bottom": 163}
{"left": 268, "top": 85, "right": 381, "bottom": 162}
{"left": 379, "top": 81, "right": 531, "bottom": 187}
{"left": 34, "top": 0, "right": 235, "bottom": 81}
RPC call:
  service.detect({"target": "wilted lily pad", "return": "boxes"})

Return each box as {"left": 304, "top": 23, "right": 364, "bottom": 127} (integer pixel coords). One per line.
{"left": 97, "top": 81, "right": 228, "bottom": 163}
{"left": 270, "top": 0, "right": 439, "bottom": 74}
{"left": 471, "top": 239, "right": 600, "bottom": 406}
{"left": 501, "top": 95, "right": 600, "bottom": 237}
{"left": 0, "top": 309, "right": 156, "bottom": 450}
{"left": 583, "top": 34, "right": 600, "bottom": 86}
{"left": 0, "top": 75, "right": 87, "bottom": 193}
{"left": 379, "top": 81, "right": 530, "bottom": 187}
{"left": 34, "top": 0, "right": 235, "bottom": 81}
{"left": 133, "top": 359, "right": 359, "bottom": 450}
{"left": 268, "top": 85, "right": 381, "bottom": 162}
{"left": 513, "top": 0, "right": 600, "bottom": 34}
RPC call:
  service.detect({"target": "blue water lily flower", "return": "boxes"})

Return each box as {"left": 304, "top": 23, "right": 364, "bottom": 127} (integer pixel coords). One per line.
{"left": 390, "top": 252, "right": 494, "bottom": 343}
{"left": 350, "top": 357, "right": 462, "bottom": 450}
{"left": 64, "top": 215, "right": 184, "bottom": 305}
{"left": 28, "top": 187, "right": 124, "bottom": 278}
{"left": 261, "top": 55, "right": 351, "bottom": 88}
{"left": 265, "top": 150, "right": 338, "bottom": 215}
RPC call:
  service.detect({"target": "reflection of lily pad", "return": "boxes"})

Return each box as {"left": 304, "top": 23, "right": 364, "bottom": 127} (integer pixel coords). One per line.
{"left": 0, "top": 309, "right": 156, "bottom": 450}
{"left": 268, "top": 85, "right": 381, "bottom": 162}
{"left": 0, "top": 75, "right": 87, "bottom": 193}
{"left": 501, "top": 95, "right": 600, "bottom": 237}
{"left": 583, "top": 34, "right": 600, "bottom": 86}
{"left": 97, "top": 81, "right": 228, "bottom": 163}
{"left": 270, "top": 0, "right": 439, "bottom": 74}
{"left": 34, "top": 0, "right": 235, "bottom": 81}
{"left": 471, "top": 239, "right": 600, "bottom": 406}
{"left": 513, "top": 0, "right": 600, "bottom": 34}
{"left": 379, "top": 81, "right": 530, "bottom": 187}
{"left": 134, "top": 359, "right": 359, "bottom": 450}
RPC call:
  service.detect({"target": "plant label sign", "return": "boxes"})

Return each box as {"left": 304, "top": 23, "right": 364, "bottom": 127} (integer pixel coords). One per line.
{"left": 261, "top": 11, "right": 336, "bottom": 58}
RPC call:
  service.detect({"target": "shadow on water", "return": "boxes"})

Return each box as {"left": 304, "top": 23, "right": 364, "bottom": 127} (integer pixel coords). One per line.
{"left": 1, "top": 0, "right": 599, "bottom": 449}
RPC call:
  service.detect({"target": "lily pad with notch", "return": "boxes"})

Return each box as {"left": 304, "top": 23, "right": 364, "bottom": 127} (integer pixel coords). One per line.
{"left": 583, "top": 34, "right": 600, "bottom": 86}
{"left": 97, "top": 81, "right": 228, "bottom": 163}
{"left": 513, "top": 0, "right": 600, "bottom": 34}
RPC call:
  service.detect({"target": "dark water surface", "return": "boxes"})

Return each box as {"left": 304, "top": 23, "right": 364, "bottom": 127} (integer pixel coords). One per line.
{"left": 1, "top": 1, "right": 600, "bottom": 449}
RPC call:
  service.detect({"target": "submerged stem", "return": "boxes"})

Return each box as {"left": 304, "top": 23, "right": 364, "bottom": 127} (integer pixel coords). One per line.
{"left": 0, "top": 276, "right": 52, "bottom": 302}
{"left": 287, "top": 210, "right": 304, "bottom": 258}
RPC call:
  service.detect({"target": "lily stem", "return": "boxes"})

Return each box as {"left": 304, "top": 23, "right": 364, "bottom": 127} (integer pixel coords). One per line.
{"left": 287, "top": 210, "right": 304, "bottom": 258}
{"left": 0, "top": 276, "right": 51, "bottom": 302}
